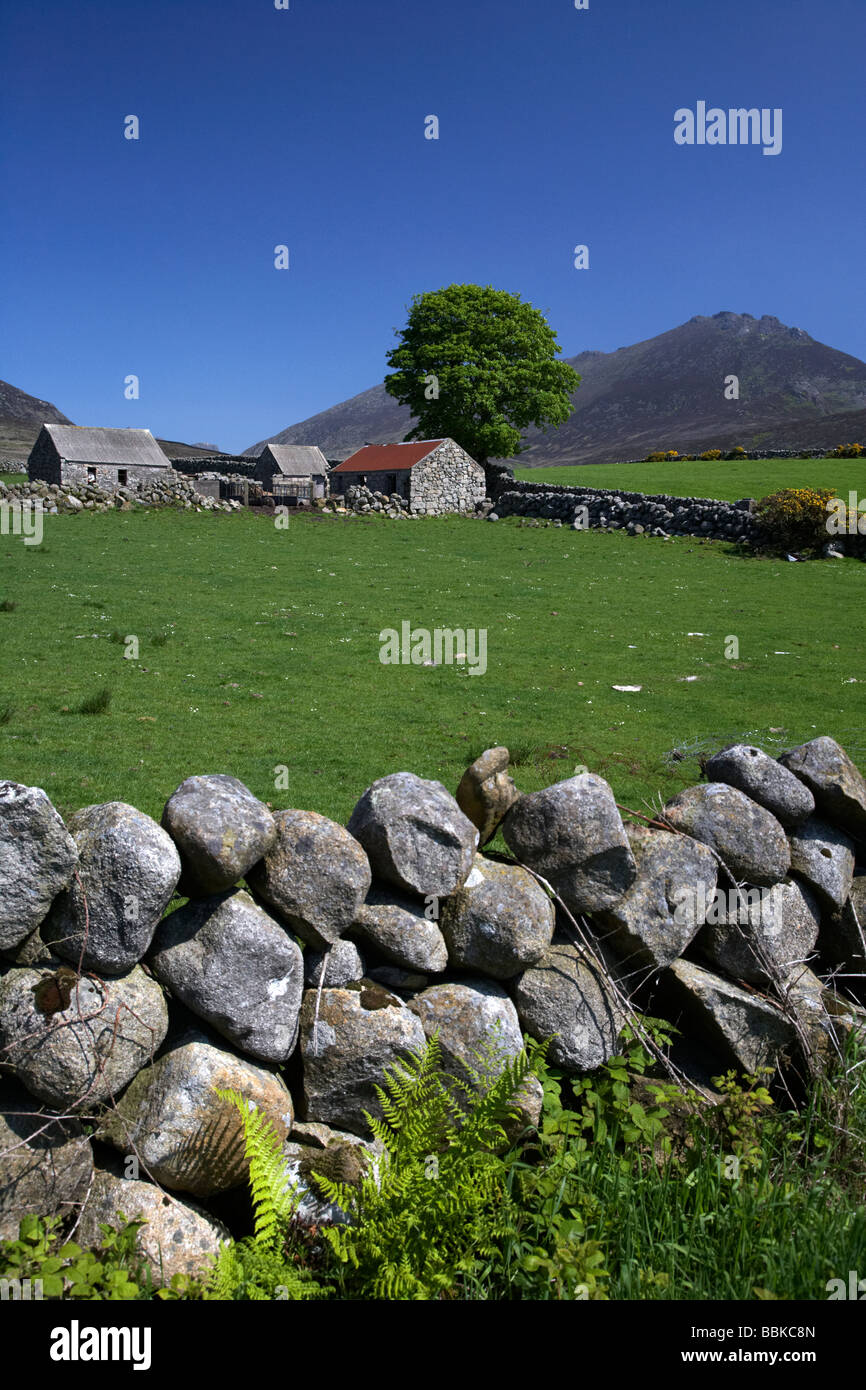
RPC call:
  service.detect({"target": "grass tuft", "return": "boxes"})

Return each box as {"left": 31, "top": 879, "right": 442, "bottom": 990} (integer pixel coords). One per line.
{"left": 78, "top": 687, "right": 113, "bottom": 715}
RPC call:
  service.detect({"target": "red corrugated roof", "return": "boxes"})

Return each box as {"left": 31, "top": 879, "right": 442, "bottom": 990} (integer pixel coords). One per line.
{"left": 330, "top": 440, "right": 444, "bottom": 474}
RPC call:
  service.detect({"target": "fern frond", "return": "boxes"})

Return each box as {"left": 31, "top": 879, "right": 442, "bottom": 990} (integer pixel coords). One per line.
{"left": 206, "top": 1240, "right": 243, "bottom": 1301}
{"left": 214, "top": 1087, "right": 299, "bottom": 1251}
{"left": 313, "top": 1033, "right": 547, "bottom": 1298}
{"left": 206, "top": 1237, "right": 328, "bottom": 1300}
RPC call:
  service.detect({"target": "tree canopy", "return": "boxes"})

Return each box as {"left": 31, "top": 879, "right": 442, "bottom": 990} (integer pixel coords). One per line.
{"left": 383, "top": 283, "right": 580, "bottom": 465}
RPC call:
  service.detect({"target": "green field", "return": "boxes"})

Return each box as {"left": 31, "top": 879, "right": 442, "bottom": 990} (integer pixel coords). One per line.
{"left": 1, "top": 497, "right": 865, "bottom": 1305}
{"left": 1, "top": 505, "right": 864, "bottom": 826}
{"left": 514, "top": 456, "right": 866, "bottom": 503}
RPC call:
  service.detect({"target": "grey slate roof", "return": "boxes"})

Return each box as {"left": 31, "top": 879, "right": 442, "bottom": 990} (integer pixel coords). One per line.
{"left": 38, "top": 424, "right": 170, "bottom": 469}
{"left": 259, "top": 443, "right": 329, "bottom": 476}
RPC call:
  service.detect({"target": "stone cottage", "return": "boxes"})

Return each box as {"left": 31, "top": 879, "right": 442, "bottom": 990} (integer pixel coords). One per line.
{"left": 252, "top": 444, "right": 329, "bottom": 501}
{"left": 329, "top": 439, "right": 485, "bottom": 514}
{"left": 28, "top": 424, "right": 173, "bottom": 492}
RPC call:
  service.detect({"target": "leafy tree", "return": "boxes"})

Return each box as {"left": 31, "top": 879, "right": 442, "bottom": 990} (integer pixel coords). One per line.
{"left": 384, "top": 283, "right": 580, "bottom": 465}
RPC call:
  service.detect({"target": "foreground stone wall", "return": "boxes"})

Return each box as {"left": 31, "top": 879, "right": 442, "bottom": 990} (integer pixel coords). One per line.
{"left": 1, "top": 736, "right": 864, "bottom": 1279}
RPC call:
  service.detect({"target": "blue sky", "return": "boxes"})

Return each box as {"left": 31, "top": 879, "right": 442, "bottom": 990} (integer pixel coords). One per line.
{"left": 2, "top": 0, "right": 864, "bottom": 453}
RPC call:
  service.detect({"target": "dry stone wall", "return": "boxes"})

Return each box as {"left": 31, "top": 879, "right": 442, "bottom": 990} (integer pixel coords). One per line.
{"left": 1, "top": 736, "right": 865, "bottom": 1280}
{"left": 493, "top": 478, "right": 761, "bottom": 542}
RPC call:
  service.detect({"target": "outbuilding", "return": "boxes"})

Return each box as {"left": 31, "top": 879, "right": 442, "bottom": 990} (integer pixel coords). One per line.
{"left": 252, "top": 444, "right": 330, "bottom": 501}
{"left": 28, "top": 424, "right": 173, "bottom": 492}
{"left": 329, "top": 438, "right": 485, "bottom": 514}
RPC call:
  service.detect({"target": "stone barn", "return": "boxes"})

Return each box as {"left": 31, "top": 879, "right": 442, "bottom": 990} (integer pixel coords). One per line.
{"left": 252, "top": 444, "right": 329, "bottom": 501}
{"left": 329, "top": 439, "right": 485, "bottom": 514}
{"left": 28, "top": 424, "right": 173, "bottom": 492}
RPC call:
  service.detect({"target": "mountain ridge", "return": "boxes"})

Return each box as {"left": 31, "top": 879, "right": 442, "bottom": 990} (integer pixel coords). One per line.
{"left": 4, "top": 312, "right": 865, "bottom": 471}
{"left": 244, "top": 312, "right": 866, "bottom": 466}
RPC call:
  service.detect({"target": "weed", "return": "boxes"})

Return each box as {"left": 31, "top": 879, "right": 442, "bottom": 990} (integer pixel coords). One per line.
{"left": 78, "top": 687, "right": 112, "bottom": 715}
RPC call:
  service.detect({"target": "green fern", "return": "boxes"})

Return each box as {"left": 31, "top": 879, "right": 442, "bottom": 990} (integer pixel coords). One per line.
{"left": 204, "top": 1088, "right": 327, "bottom": 1301}
{"left": 207, "top": 1239, "right": 325, "bottom": 1302}
{"left": 312, "top": 1032, "right": 545, "bottom": 1300}
{"left": 207, "top": 1239, "right": 243, "bottom": 1301}
{"left": 205, "top": 1040, "right": 545, "bottom": 1300}
{"left": 213, "top": 1088, "right": 297, "bottom": 1251}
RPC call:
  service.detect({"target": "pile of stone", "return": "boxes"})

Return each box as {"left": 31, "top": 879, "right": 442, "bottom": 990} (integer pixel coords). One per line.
{"left": 194, "top": 471, "right": 250, "bottom": 486}
{"left": 0, "top": 474, "right": 237, "bottom": 515}
{"left": 339, "top": 484, "right": 413, "bottom": 518}
{"left": 1, "top": 737, "right": 864, "bottom": 1282}
{"left": 336, "top": 482, "right": 492, "bottom": 519}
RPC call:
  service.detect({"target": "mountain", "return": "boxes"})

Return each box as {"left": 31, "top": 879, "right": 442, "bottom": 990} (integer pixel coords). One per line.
{"left": 0, "top": 378, "right": 224, "bottom": 469}
{"left": 244, "top": 313, "right": 866, "bottom": 467}
{"left": 156, "top": 439, "right": 226, "bottom": 458}
{"left": 244, "top": 383, "right": 414, "bottom": 461}
{"left": 0, "top": 379, "right": 73, "bottom": 467}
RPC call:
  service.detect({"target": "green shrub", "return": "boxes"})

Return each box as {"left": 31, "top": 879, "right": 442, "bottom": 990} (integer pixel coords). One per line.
{"left": 754, "top": 486, "right": 838, "bottom": 552}
{"left": 0, "top": 1213, "right": 148, "bottom": 1299}
{"left": 709, "top": 1067, "right": 777, "bottom": 1174}
{"left": 494, "top": 1020, "right": 689, "bottom": 1300}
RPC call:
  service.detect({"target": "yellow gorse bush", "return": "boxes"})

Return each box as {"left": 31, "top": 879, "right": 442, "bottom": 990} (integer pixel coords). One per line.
{"left": 754, "top": 486, "right": 838, "bottom": 552}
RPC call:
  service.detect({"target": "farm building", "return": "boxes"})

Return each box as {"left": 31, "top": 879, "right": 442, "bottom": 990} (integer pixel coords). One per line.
{"left": 252, "top": 444, "right": 329, "bottom": 501}
{"left": 28, "top": 424, "right": 173, "bottom": 492}
{"left": 329, "top": 439, "right": 485, "bottom": 514}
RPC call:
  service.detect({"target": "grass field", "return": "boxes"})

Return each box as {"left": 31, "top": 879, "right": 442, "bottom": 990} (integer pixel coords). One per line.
{"left": 1, "top": 489, "right": 865, "bottom": 1306}
{"left": 514, "top": 456, "right": 866, "bottom": 503}
{"left": 0, "top": 504, "right": 863, "bottom": 827}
